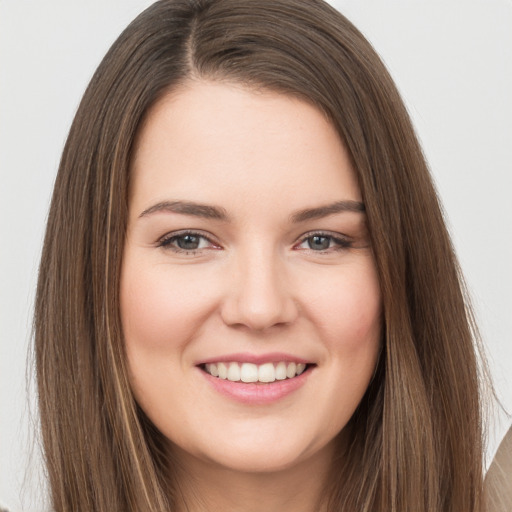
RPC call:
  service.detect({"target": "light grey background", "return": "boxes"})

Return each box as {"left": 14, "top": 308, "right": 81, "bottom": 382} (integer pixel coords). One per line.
{"left": 1, "top": 1, "right": 511, "bottom": 510}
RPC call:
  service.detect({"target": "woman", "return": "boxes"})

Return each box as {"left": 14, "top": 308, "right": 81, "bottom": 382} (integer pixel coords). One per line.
{"left": 34, "top": 0, "right": 489, "bottom": 510}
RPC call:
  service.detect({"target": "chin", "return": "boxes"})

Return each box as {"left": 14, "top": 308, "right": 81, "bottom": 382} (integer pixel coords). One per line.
{"left": 172, "top": 427, "right": 334, "bottom": 476}
{"left": 208, "top": 448, "right": 305, "bottom": 474}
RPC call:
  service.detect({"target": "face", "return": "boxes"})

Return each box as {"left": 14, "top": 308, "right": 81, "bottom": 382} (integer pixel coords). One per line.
{"left": 121, "top": 81, "right": 381, "bottom": 475}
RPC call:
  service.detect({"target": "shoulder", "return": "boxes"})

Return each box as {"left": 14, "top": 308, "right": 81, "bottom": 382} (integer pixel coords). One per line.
{"left": 485, "top": 424, "right": 512, "bottom": 512}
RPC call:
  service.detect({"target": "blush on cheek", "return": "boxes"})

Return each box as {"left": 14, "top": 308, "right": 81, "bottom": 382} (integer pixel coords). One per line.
{"left": 121, "top": 266, "right": 217, "bottom": 355}
{"left": 353, "top": 306, "right": 382, "bottom": 342}
{"left": 320, "top": 298, "right": 381, "bottom": 350}
{"left": 346, "top": 275, "right": 382, "bottom": 341}
{"left": 120, "top": 275, "right": 174, "bottom": 354}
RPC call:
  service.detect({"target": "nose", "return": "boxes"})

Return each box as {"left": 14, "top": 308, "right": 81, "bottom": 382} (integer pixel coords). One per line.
{"left": 220, "top": 245, "right": 299, "bottom": 331}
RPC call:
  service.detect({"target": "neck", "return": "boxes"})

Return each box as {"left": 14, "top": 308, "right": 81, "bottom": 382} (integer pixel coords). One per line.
{"left": 170, "top": 442, "right": 335, "bottom": 512}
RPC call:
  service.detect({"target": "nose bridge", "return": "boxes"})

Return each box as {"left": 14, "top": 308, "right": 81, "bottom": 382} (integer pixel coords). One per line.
{"left": 221, "top": 241, "right": 297, "bottom": 330}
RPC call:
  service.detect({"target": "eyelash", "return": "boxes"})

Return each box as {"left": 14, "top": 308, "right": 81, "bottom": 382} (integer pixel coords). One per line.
{"left": 157, "top": 230, "right": 353, "bottom": 255}
{"left": 295, "top": 231, "right": 353, "bottom": 253}
{"left": 157, "top": 230, "right": 218, "bottom": 255}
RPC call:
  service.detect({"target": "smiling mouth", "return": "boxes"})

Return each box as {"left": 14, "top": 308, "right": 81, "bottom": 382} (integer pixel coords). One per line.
{"left": 201, "top": 361, "right": 312, "bottom": 384}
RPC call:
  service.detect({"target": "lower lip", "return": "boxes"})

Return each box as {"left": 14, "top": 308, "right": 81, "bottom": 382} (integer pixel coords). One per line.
{"left": 200, "top": 366, "right": 313, "bottom": 404}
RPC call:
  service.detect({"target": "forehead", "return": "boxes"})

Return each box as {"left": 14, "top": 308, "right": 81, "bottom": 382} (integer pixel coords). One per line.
{"left": 129, "top": 80, "right": 361, "bottom": 218}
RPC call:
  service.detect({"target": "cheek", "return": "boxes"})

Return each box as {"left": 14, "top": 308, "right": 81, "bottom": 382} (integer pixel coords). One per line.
{"left": 304, "top": 261, "right": 382, "bottom": 348}
{"left": 310, "top": 265, "right": 382, "bottom": 423}
{"left": 119, "top": 260, "right": 216, "bottom": 419}
{"left": 120, "top": 261, "right": 217, "bottom": 354}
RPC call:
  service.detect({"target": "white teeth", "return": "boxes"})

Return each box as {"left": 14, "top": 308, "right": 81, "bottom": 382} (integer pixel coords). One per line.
{"left": 240, "top": 363, "right": 259, "bottom": 383}
{"left": 204, "top": 361, "right": 309, "bottom": 383}
{"left": 275, "top": 362, "right": 287, "bottom": 380}
{"left": 218, "top": 362, "right": 228, "bottom": 379}
{"left": 227, "top": 362, "right": 241, "bottom": 382}
{"left": 286, "top": 362, "right": 297, "bottom": 378}
{"left": 205, "top": 363, "right": 219, "bottom": 377}
{"left": 258, "top": 362, "right": 276, "bottom": 383}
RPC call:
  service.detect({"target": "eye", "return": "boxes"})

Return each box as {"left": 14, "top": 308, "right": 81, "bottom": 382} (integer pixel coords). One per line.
{"left": 158, "top": 230, "right": 219, "bottom": 253}
{"left": 305, "top": 235, "right": 332, "bottom": 251}
{"left": 295, "top": 232, "right": 352, "bottom": 252}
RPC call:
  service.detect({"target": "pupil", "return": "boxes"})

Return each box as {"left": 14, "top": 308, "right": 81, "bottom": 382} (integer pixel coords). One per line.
{"left": 309, "top": 236, "right": 330, "bottom": 250}
{"left": 178, "top": 235, "right": 199, "bottom": 250}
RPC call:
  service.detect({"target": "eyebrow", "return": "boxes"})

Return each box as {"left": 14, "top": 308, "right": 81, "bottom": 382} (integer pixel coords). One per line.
{"left": 139, "top": 200, "right": 230, "bottom": 221}
{"left": 290, "top": 200, "right": 365, "bottom": 223}
{"left": 138, "top": 199, "right": 365, "bottom": 223}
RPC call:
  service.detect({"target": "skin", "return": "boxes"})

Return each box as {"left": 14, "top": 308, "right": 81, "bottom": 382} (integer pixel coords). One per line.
{"left": 121, "top": 80, "right": 382, "bottom": 512}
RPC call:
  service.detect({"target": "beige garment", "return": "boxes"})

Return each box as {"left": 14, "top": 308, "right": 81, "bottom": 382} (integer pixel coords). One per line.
{"left": 485, "top": 425, "right": 512, "bottom": 512}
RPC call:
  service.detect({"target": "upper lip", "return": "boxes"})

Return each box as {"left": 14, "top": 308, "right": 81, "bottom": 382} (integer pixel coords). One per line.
{"left": 196, "top": 352, "right": 313, "bottom": 366}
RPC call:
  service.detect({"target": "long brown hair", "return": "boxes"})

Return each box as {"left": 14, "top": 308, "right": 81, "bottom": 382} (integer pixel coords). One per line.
{"left": 34, "top": 0, "right": 487, "bottom": 510}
